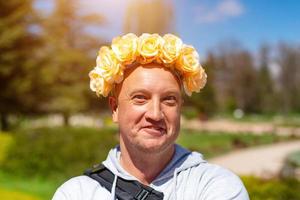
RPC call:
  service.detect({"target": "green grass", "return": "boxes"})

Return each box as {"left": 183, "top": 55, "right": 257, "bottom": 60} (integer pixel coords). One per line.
{"left": 0, "top": 170, "right": 60, "bottom": 200}
{"left": 177, "top": 129, "right": 294, "bottom": 158}
{"left": 0, "top": 187, "right": 41, "bottom": 200}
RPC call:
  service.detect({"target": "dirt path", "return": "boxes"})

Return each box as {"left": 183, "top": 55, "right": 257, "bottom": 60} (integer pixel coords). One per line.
{"left": 208, "top": 140, "right": 300, "bottom": 178}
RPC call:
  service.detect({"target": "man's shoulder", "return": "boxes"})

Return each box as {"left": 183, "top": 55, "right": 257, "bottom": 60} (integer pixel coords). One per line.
{"left": 193, "top": 162, "right": 240, "bottom": 179}
{"left": 52, "top": 175, "right": 110, "bottom": 200}
{"left": 172, "top": 146, "right": 247, "bottom": 193}
{"left": 188, "top": 162, "right": 249, "bottom": 199}
{"left": 59, "top": 175, "right": 98, "bottom": 189}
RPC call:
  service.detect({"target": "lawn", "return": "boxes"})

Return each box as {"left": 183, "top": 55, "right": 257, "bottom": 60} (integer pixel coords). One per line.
{"left": 0, "top": 170, "right": 58, "bottom": 200}
{"left": 0, "top": 187, "right": 41, "bottom": 200}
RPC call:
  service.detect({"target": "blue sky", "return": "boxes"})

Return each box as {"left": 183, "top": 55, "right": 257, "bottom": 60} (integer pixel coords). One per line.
{"left": 36, "top": 0, "right": 300, "bottom": 57}
{"left": 174, "top": 0, "right": 300, "bottom": 56}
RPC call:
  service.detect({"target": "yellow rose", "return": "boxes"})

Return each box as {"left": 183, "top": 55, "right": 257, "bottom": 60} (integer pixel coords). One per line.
{"left": 160, "top": 34, "right": 183, "bottom": 64}
{"left": 175, "top": 45, "right": 200, "bottom": 74}
{"left": 182, "top": 67, "right": 207, "bottom": 96}
{"left": 138, "top": 33, "right": 163, "bottom": 64}
{"left": 111, "top": 33, "right": 138, "bottom": 65}
{"left": 89, "top": 69, "right": 113, "bottom": 97}
{"left": 96, "top": 46, "right": 124, "bottom": 84}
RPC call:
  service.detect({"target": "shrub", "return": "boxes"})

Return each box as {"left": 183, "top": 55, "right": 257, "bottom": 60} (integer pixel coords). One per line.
{"left": 287, "top": 150, "right": 300, "bottom": 167}
{"left": 1, "top": 127, "right": 118, "bottom": 179}
{"left": 182, "top": 107, "right": 199, "bottom": 120}
{"left": 0, "top": 132, "right": 13, "bottom": 164}
{"left": 242, "top": 176, "right": 300, "bottom": 200}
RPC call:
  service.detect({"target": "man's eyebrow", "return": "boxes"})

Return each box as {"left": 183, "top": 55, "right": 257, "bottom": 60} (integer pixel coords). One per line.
{"left": 163, "top": 89, "right": 181, "bottom": 95}
{"left": 128, "top": 89, "right": 150, "bottom": 96}
{"left": 128, "top": 89, "right": 181, "bottom": 96}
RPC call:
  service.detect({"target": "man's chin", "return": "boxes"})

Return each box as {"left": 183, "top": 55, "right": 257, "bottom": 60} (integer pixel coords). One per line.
{"left": 135, "top": 141, "right": 173, "bottom": 154}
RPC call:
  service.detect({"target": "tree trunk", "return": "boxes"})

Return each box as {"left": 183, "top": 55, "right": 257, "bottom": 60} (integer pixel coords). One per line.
{"left": 0, "top": 113, "right": 9, "bottom": 131}
{"left": 63, "top": 113, "right": 70, "bottom": 126}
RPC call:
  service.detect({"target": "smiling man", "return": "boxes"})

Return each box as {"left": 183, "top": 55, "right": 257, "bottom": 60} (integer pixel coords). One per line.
{"left": 52, "top": 33, "right": 249, "bottom": 200}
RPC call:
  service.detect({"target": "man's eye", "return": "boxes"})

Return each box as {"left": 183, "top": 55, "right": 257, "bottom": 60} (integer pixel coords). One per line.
{"left": 132, "top": 95, "right": 147, "bottom": 104}
{"left": 163, "top": 96, "right": 177, "bottom": 105}
{"left": 133, "top": 95, "right": 146, "bottom": 99}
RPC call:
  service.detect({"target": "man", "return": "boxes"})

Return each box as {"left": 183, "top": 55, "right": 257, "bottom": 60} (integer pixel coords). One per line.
{"left": 52, "top": 33, "right": 249, "bottom": 200}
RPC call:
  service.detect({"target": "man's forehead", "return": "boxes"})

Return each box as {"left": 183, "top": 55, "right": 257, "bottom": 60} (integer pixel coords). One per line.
{"left": 114, "top": 64, "right": 183, "bottom": 96}
{"left": 125, "top": 64, "right": 181, "bottom": 83}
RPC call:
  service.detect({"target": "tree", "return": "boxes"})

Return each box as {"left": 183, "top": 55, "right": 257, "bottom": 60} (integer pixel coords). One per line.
{"left": 185, "top": 52, "right": 217, "bottom": 117}
{"left": 212, "top": 40, "right": 242, "bottom": 113}
{"left": 277, "top": 43, "right": 300, "bottom": 113}
{"left": 213, "top": 41, "right": 260, "bottom": 113}
{"left": 257, "top": 44, "right": 276, "bottom": 113}
{"left": 0, "top": 0, "right": 41, "bottom": 130}
{"left": 39, "top": 0, "right": 106, "bottom": 125}
{"left": 231, "top": 51, "right": 260, "bottom": 113}
{"left": 123, "top": 0, "right": 174, "bottom": 35}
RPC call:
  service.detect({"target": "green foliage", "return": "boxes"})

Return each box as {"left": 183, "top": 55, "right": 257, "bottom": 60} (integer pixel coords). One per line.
{"left": 277, "top": 43, "right": 300, "bottom": 113}
{"left": 224, "top": 97, "right": 238, "bottom": 113}
{"left": 177, "top": 130, "right": 290, "bottom": 158}
{"left": 183, "top": 53, "right": 218, "bottom": 116}
{"left": 1, "top": 127, "right": 118, "bottom": 179}
{"left": 256, "top": 45, "right": 278, "bottom": 114}
{"left": 0, "top": 0, "right": 107, "bottom": 130}
{"left": 242, "top": 176, "right": 300, "bottom": 200}
{"left": 0, "top": 132, "right": 13, "bottom": 163}
{"left": 181, "top": 106, "right": 199, "bottom": 120}
{"left": 287, "top": 150, "right": 300, "bottom": 167}
{"left": 275, "top": 114, "right": 300, "bottom": 127}
{"left": 0, "top": 0, "right": 41, "bottom": 130}
{"left": 38, "top": 0, "right": 106, "bottom": 119}
{"left": 0, "top": 188, "right": 40, "bottom": 200}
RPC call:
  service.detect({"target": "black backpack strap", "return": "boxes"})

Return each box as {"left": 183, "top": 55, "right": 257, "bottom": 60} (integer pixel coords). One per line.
{"left": 84, "top": 164, "right": 164, "bottom": 200}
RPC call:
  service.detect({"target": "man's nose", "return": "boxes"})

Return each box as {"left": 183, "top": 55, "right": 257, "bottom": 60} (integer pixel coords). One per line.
{"left": 145, "top": 99, "right": 164, "bottom": 121}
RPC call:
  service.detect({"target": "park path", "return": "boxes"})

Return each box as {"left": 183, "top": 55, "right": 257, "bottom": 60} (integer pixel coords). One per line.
{"left": 208, "top": 140, "right": 300, "bottom": 178}
{"left": 182, "top": 119, "right": 300, "bottom": 136}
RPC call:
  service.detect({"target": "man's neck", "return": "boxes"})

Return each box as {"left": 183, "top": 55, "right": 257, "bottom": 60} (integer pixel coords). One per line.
{"left": 119, "top": 143, "right": 175, "bottom": 185}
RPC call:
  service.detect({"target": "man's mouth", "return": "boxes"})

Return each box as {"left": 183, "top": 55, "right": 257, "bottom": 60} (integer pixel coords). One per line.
{"left": 142, "top": 126, "right": 166, "bottom": 135}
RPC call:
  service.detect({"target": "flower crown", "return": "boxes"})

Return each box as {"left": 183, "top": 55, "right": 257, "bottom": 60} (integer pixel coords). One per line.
{"left": 89, "top": 33, "right": 207, "bottom": 97}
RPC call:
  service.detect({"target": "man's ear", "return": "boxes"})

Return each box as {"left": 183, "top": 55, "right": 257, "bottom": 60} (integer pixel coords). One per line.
{"left": 109, "top": 96, "right": 118, "bottom": 123}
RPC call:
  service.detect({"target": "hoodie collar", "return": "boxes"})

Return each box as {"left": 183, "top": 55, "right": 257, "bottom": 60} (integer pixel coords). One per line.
{"left": 102, "top": 144, "right": 207, "bottom": 184}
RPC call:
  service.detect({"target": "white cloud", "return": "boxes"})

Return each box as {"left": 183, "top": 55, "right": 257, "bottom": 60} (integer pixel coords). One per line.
{"left": 195, "top": 0, "right": 244, "bottom": 24}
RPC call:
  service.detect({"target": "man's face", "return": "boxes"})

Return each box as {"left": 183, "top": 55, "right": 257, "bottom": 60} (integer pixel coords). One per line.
{"left": 110, "top": 64, "right": 183, "bottom": 154}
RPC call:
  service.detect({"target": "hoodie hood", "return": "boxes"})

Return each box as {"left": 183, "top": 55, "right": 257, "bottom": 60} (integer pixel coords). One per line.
{"left": 102, "top": 144, "right": 207, "bottom": 185}
{"left": 102, "top": 144, "right": 207, "bottom": 200}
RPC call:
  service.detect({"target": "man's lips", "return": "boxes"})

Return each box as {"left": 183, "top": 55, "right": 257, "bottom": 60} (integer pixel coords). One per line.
{"left": 141, "top": 125, "right": 166, "bottom": 135}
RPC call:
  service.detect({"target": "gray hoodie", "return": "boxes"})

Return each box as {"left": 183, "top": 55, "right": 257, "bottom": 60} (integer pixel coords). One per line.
{"left": 52, "top": 144, "right": 249, "bottom": 200}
